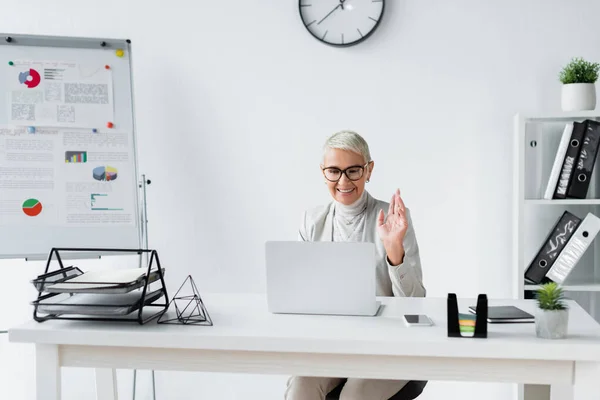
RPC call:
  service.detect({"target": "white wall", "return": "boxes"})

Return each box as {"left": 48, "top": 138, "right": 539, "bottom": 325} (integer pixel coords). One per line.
{"left": 2, "top": 0, "right": 600, "bottom": 399}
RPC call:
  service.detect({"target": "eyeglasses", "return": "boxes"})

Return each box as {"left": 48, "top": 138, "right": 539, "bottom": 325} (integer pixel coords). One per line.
{"left": 322, "top": 163, "right": 369, "bottom": 182}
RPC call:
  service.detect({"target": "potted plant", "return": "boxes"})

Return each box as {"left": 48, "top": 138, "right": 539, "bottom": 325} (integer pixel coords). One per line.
{"left": 535, "top": 282, "right": 569, "bottom": 339}
{"left": 559, "top": 57, "right": 600, "bottom": 111}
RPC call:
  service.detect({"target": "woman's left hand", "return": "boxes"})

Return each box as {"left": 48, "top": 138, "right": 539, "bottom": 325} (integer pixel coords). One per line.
{"left": 377, "top": 188, "right": 408, "bottom": 266}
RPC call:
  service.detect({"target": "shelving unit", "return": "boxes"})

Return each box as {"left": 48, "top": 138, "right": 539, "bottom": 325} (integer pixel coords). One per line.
{"left": 513, "top": 112, "right": 600, "bottom": 317}
{"left": 523, "top": 276, "right": 600, "bottom": 292}
{"left": 525, "top": 199, "right": 600, "bottom": 205}
{"left": 513, "top": 111, "right": 600, "bottom": 400}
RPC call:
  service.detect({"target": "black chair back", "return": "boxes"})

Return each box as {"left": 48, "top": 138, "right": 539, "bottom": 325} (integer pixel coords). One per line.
{"left": 325, "top": 380, "right": 427, "bottom": 400}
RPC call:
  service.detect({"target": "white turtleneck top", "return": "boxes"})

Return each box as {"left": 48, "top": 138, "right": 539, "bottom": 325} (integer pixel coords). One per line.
{"left": 333, "top": 190, "right": 368, "bottom": 243}
{"left": 298, "top": 190, "right": 426, "bottom": 298}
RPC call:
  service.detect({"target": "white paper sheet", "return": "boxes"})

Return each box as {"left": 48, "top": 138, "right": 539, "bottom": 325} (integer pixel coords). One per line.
{"left": 46, "top": 268, "right": 162, "bottom": 292}
{"left": 60, "top": 267, "right": 152, "bottom": 284}
{"left": 7, "top": 60, "right": 114, "bottom": 128}
{"left": 37, "top": 288, "right": 164, "bottom": 316}
{"left": 0, "top": 125, "right": 135, "bottom": 226}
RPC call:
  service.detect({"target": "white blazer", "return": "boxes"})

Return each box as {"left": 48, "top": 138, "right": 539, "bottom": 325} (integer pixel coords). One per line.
{"left": 298, "top": 191, "right": 426, "bottom": 298}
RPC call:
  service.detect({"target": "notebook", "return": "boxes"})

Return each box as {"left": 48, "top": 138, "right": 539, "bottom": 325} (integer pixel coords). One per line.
{"left": 468, "top": 305, "right": 534, "bottom": 323}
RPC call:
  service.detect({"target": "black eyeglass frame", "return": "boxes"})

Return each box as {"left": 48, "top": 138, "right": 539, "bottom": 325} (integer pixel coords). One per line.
{"left": 321, "top": 162, "right": 371, "bottom": 182}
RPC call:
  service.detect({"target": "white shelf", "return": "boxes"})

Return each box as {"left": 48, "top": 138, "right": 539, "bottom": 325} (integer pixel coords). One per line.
{"left": 525, "top": 199, "right": 600, "bottom": 205}
{"left": 513, "top": 112, "right": 600, "bottom": 298}
{"left": 520, "top": 111, "right": 600, "bottom": 122}
{"left": 524, "top": 279, "right": 600, "bottom": 292}
{"left": 513, "top": 111, "right": 600, "bottom": 400}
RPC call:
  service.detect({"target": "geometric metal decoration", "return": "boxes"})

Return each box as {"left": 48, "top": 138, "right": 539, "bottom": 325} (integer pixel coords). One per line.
{"left": 157, "top": 275, "right": 212, "bottom": 326}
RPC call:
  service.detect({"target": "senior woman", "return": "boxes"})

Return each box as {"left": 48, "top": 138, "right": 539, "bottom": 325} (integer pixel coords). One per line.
{"left": 285, "top": 130, "right": 426, "bottom": 400}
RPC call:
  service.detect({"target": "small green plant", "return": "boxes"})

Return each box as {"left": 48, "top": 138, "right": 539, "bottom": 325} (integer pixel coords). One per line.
{"left": 559, "top": 57, "right": 600, "bottom": 84}
{"left": 536, "top": 282, "right": 568, "bottom": 311}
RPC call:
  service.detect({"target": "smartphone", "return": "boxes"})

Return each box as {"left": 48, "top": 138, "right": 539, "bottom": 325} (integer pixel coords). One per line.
{"left": 403, "top": 314, "right": 433, "bottom": 326}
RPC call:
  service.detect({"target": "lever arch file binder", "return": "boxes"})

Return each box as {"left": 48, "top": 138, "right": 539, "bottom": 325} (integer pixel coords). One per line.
{"left": 545, "top": 123, "right": 573, "bottom": 200}
{"left": 524, "top": 211, "right": 582, "bottom": 284}
{"left": 553, "top": 121, "right": 585, "bottom": 199}
{"left": 546, "top": 122, "right": 574, "bottom": 199}
{"left": 567, "top": 120, "right": 600, "bottom": 199}
{"left": 546, "top": 212, "right": 600, "bottom": 284}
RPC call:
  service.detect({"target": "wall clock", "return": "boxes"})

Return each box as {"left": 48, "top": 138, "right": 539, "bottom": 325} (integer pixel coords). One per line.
{"left": 299, "top": 0, "right": 385, "bottom": 47}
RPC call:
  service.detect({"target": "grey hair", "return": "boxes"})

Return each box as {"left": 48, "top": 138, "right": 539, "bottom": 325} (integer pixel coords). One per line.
{"left": 322, "top": 130, "right": 372, "bottom": 164}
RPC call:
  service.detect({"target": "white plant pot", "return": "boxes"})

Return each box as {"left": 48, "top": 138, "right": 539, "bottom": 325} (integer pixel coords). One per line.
{"left": 561, "top": 83, "right": 596, "bottom": 111}
{"left": 535, "top": 308, "right": 569, "bottom": 339}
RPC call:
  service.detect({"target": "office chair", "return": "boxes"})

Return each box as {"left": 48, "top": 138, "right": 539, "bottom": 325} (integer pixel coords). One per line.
{"left": 325, "top": 380, "right": 427, "bottom": 400}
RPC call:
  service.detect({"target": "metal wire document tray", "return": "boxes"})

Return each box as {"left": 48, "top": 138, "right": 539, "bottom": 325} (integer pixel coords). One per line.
{"left": 31, "top": 247, "right": 170, "bottom": 325}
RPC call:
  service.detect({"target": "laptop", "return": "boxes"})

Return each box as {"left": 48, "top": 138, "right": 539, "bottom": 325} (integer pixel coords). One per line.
{"left": 265, "top": 241, "right": 380, "bottom": 316}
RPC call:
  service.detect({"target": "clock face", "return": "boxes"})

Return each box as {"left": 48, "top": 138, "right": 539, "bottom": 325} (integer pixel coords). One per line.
{"left": 299, "top": 0, "right": 385, "bottom": 47}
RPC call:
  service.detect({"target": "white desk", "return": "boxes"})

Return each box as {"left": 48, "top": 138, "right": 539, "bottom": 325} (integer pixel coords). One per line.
{"left": 9, "top": 294, "right": 600, "bottom": 400}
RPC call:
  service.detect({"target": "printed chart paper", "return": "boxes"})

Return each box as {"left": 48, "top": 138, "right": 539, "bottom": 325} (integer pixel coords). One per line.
{"left": 6, "top": 60, "right": 114, "bottom": 128}
{"left": 0, "top": 126, "right": 135, "bottom": 226}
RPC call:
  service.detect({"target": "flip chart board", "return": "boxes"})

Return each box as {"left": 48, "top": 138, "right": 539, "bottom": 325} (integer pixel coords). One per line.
{"left": 0, "top": 33, "right": 141, "bottom": 259}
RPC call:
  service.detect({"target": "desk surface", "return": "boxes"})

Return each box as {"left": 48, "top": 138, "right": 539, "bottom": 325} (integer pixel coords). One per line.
{"left": 9, "top": 294, "right": 600, "bottom": 362}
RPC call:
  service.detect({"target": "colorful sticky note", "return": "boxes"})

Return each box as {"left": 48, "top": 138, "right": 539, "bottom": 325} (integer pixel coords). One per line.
{"left": 458, "top": 312, "right": 477, "bottom": 337}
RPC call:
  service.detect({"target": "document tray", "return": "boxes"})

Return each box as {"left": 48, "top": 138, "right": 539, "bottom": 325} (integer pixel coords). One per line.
{"left": 39, "top": 268, "right": 166, "bottom": 295}
{"left": 32, "top": 247, "right": 169, "bottom": 325}
{"left": 33, "top": 288, "right": 165, "bottom": 316}
{"left": 31, "top": 266, "right": 83, "bottom": 292}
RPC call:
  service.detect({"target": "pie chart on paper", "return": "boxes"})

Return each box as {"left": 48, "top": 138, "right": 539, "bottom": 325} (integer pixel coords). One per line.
{"left": 93, "top": 166, "right": 118, "bottom": 181}
{"left": 18, "top": 68, "right": 41, "bottom": 89}
{"left": 22, "top": 198, "right": 42, "bottom": 217}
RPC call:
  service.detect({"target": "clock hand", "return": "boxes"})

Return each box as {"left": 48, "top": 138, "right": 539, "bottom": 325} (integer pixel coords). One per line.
{"left": 340, "top": 0, "right": 345, "bottom": 10}
{"left": 318, "top": 4, "right": 341, "bottom": 25}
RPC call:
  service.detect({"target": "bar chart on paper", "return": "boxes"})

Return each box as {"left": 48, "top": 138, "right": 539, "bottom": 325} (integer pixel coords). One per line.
{"left": 90, "top": 193, "right": 123, "bottom": 211}
{"left": 65, "top": 151, "right": 87, "bottom": 163}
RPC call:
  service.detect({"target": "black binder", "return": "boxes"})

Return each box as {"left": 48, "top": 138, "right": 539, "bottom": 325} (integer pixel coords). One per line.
{"left": 567, "top": 120, "right": 600, "bottom": 199}
{"left": 554, "top": 121, "right": 586, "bottom": 199}
{"left": 524, "top": 210, "right": 582, "bottom": 284}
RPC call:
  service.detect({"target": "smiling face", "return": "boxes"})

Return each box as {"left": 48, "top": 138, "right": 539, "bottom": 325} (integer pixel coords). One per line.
{"left": 322, "top": 148, "right": 373, "bottom": 205}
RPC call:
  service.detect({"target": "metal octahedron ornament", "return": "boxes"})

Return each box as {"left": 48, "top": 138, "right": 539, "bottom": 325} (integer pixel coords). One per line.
{"left": 157, "top": 275, "right": 212, "bottom": 326}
